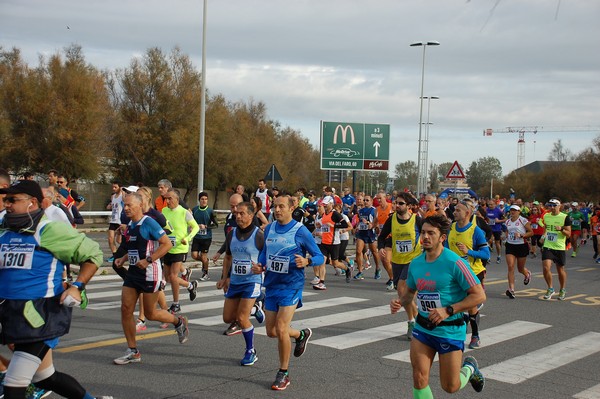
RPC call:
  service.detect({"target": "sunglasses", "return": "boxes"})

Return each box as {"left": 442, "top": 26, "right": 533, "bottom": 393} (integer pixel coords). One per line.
{"left": 396, "top": 202, "right": 407, "bottom": 206}
{"left": 3, "top": 196, "right": 31, "bottom": 204}
{"left": 57, "top": 181, "right": 66, "bottom": 184}
{"left": 546, "top": 204, "right": 557, "bottom": 207}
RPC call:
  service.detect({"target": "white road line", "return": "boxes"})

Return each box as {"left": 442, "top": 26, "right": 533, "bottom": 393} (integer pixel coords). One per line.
{"left": 481, "top": 331, "right": 600, "bottom": 384}
{"left": 188, "top": 296, "right": 368, "bottom": 326}
{"left": 573, "top": 383, "right": 600, "bottom": 399}
{"left": 254, "top": 305, "right": 396, "bottom": 336}
{"left": 383, "top": 320, "right": 552, "bottom": 363}
{"left": 311, "top": 322, "right": 406, "bottom": 349}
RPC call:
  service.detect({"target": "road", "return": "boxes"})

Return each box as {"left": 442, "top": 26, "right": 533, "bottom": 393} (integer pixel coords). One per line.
{"left": 4, "top": 228, "right": 599, "bottom": 399}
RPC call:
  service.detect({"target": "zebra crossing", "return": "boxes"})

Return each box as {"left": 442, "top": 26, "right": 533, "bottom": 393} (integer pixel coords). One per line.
{"left": 84, "top": 274, "right": 600, "bottom": 398}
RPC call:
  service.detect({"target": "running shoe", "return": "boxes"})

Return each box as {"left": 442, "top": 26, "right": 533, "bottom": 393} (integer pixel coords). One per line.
{"left": 136, "top": 318, "right": 147, "bottom": 333}
{"left": 593, "top": 253, "right": 598, "bottom": 259}
{"left": 571, "top": 252, "right": 577, "bottom": 258}
{"left": 524, "top": 271, "right": 531, "bottom": 285}
{"left": 496, "top": 256, "right": 501, "bottom": 264}
{"left": 294, "top": 328, "right": 312, "bottom": 357}
{"left": 168, "top": 303, "right": 181, "bottom": 314}
{"left": 253, "top": 304, "right": 265, "bottom": 324}
{"left": 188, "top": 280, "right": 198, "bottom": 301}
{"left": 313, "top": 282, "right": 327, "bottom": 290}
{"left": 310, "top": 276, "right": 320, "bottom": 285}
{"left": 240, "top": 349, "right": 258, "bottom": 366}
{"left": 339, "top": 269, "right": 346, "bottom": 276}
{"left": 468, "top": 336, "right": 480, "bottom": 349}
{"left": 159, "top": 321, "right": 170, "bottom": 329}
{"left": 374, "top": 269, "right": 381, "bottom": 280}
{"left": 543, "top": 287, "right": 555, "bottom": 300}
{"left": 106, "top": 256, "right": 114, "bottom": 263}
{"left": 224, "top": 321, "right": 242, "bottom": 336}
{"left": 25, "top": 385, "right": 51, "bottom": 399}
{"left": 386, "top": 279, "right": 394, "bottom": 291}
{"left": 406, "top": 321, "right": 414, "bottom": 341}
{"left": 557, "top": 289, "right": 566, "bottom": 301}
{"left": 365, "top": 259, "right": 372, "bottom": 270}
{"left": 113, "top": 348, "right": 141, "bottom": 365}
{"left": 199, "top": 270, "right": 210, "bottom": 281}
{"left": 463, "top": 356, "right": 485, "bottom": 392}
{"left": 505, "top": 289, "right": 515, "bottom": 299}
{"left": 271, "top": 370, "right": 290, "bottom": 391}
{"left": 182, "top": 267, "right": 193, "bottom": 282}
{"left": 175, "top": 315, "right": 189, "bottom": 344}
{"left": 346, "top": 264, "right": 353, "bottom": 283}
{"left": 596, "top": 258, "right": 600, "bottom": 264}
{"left": 354, "top": 272, "right": 365, "bottom": 280}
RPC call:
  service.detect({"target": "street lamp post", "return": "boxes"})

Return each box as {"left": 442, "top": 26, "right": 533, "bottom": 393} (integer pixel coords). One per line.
{"left": 410, "top": 41, "right": 439, "bottom": 195}
{"left": 421, "top": 96, "right": 439, "bottom": 190}
{"left": 197, "top": 0, "right": 208, "bottom": 193}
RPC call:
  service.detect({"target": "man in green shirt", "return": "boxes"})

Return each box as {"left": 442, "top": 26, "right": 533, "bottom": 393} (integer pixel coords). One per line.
{"left": 540, "top": 199, "right": 572, "bottom": 300}
{"left": 568, "top": 202, "right": 584, "bottom": 258}
{"left": 162, "top": 189, "right": 200, "bottom": 313}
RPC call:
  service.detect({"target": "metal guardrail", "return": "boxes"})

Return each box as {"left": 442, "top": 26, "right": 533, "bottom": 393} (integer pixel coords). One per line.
{"left": 80, "top": 210, "right": 230, "bottom": 217}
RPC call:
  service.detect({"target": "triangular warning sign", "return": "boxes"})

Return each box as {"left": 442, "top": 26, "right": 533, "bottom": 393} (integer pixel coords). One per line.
{"left": 445, "top": 161, "right": 465, "bottom": 179}
{"left": 264, "top": 164, "right": 283, "bottom": 182}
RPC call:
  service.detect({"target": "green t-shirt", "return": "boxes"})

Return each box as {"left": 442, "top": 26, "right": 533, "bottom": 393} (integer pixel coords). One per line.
{"left": 542, "top": 212, "right": 570, "bottom": 251}
{"left": 568, "top": 210, "right": 584, "bottom": 231}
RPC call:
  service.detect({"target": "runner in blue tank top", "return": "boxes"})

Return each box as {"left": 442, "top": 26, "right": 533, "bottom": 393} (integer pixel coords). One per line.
{"left": 252, "top": 195, "right": 324, "bottom": 391}
{"left": 390, "top": 214, "right": 486, "bottom": 398}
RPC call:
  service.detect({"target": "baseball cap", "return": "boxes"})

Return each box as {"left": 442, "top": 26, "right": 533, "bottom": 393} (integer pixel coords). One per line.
{"left": 0, "top": 180, "right": 43, "bottom": 203}
{"left": 272, "top": 186, "right": 279, "bottom": 191}
{"left": 122, "top": 185, "right": 139, "bottom": 193}
{"left": 499, "top": 201, "right": 505, "bottom": 205}
{"left": 322, "top": 196, "right": 334, "bottom": 205}
{"left": 509, "top": 205, "right": 521, "bottom": 211}
{"left": 572, "top": 202, "right": 578, "bottom": 207}
{"left": 532, "top": 201, "right": 539, "bottom": 205}
{"left": 546, "top": 199, "right": 561, "bottom": 206}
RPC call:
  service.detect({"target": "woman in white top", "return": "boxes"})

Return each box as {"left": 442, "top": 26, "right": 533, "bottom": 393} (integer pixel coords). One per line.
{"left": 504, "top": 205, "right": 534, "bottom": 298}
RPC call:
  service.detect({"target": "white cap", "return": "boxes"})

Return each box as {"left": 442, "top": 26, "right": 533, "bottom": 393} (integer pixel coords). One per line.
{"left": 572, "top": 202, "right": 578, "bottom": 207}
{"left": 321, "top": 196, "right": 334, "bottom": 205}
{"left": 123, "top": 185, "right": 139, "bottom": 193}
{"left": 509, "top": 205, "right": 521, "bottom": 211}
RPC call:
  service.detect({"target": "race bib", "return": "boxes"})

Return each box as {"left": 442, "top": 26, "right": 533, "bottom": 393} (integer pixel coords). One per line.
{"left": 321, "top": 225, "right": 331, "bottom": 233}
{"left": 0, "top": 243, "right": 35, "bottom": 270}
{"left": 488, "top": 218, "right": 496, "bottom": 226}
{"left": 531, "top": 223, "right": 538, "bottom": 229}
{"left": 198, "top": 228, "right": 207, "bottom": 236}
{"left": 232, "top": 259, "right": 252, "bottom": 275}
{"left": 168, "top": 235, "right": 177, "bottom": 246}
{"left": 572, "top": 220, "right": 581, "bottom": 228}
{"left": 358, "top": 222, "right": 369, "bottom": 230}
{"left": 546, "top": 232, "right": 558, "bottom": 242}
{"left": 128, "top": 250, "right": 140, "bottom": 265}
{"left": 395, "top": 240, "right": 413, "bottom": 253}
{"left": 508, "top": 232, "right": 516, "bottom": 241}
{"left": 416, "top": 292, "right": 442, "bottom": 313}
{"left": 111, "top": 207, "right": 119, "bottom": 220}
{"left": 267, "top": 254, "right": 290, "bottom": 274}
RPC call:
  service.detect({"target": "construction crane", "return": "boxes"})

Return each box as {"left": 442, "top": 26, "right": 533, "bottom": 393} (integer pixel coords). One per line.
{"left": 483, "top": 126, "right": 600, "bottom": 169}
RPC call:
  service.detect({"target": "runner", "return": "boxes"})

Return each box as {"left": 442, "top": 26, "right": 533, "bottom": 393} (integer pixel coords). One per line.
{"left": 191, "top": 191, "right": 219, "bottom": 281}
{"left": 447, "top": 200, "right": 490, "bottom": 350}
{"left": 486, "top": 200, "right": 506, "bottom": 264}
{"left": 504, "top": 205, "right": 533, "bottom": 299}
{"left": 568, "top": 202, "right": 584, "bottom": 258}
{"left": 378, "top": 192, "right": 422, "bottom": 339}
{"left": 390, "top": 214, "right": 486, "bottom": 398}
{"left": 353, "top": 195, "right": 381, "bottom": 280}
{"left": 113, "top": 192, "right": 189, "bottom": 365}
{"left": 216, "top": 201, "right": 265, "bottom": 366}
{"left": 106, "top": 180, "right": 124, "bottom": 263}
{"left": 539, "top": 199, "right": 571, "bottom": 300}
{"left": 0, "top": 180, "right": 112, "bottom": 398}
{"left": 251, "top": 195, "right": 324, "bottom": 391}
{"left": 161, "top": 189, "right": 200, "bottom": 313}
{"left": 528, "top": 202, "right": 545, "bottom": 258}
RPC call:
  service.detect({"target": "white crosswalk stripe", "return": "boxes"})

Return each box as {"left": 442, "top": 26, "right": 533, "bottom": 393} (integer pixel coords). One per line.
{"left": 481, "top": 331, "right": 600, "bottom": 384}
{"left": 84, "top": 274, "right": 600, "bottom": 396}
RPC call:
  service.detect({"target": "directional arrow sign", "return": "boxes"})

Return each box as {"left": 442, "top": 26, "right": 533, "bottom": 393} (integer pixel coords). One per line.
{"left": 373, "top": 141, "right": 380, "bottom": 158}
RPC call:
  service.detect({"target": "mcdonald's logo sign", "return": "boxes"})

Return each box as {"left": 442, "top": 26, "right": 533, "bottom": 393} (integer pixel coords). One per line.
{"left": 333, "top": 124, "right": 357, "bottom": 145}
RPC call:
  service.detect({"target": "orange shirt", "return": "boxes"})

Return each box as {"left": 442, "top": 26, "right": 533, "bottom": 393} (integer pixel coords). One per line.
{"left": 155, "top": 196, "right": 167, "bottom": 212}
{"left": 377, "top": 202, "right": 393, "bottom": 228}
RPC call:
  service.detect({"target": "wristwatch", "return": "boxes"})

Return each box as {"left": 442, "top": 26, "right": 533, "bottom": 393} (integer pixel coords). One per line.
{"left": 72, "top": 281, "right": 86, "bottom": 291}
{"left": 146, "top": 256, "right": 153, "bottom": 263}
{"left": 446, "top": 305, "right": 455, "bottom": 316}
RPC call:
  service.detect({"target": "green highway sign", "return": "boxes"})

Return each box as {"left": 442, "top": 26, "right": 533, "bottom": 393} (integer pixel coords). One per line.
{"left": 320, "top": 121, "right": 390, "bottom": 171}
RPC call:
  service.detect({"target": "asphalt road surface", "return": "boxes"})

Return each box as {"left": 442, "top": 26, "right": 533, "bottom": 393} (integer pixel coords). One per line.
{"left": 3, "top": 228, "right": 599, "bottom": 399}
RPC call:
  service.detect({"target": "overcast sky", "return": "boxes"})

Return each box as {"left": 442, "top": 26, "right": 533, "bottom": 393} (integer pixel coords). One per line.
{"left": 2, "top": 0, "right": 599, "bottom": 176}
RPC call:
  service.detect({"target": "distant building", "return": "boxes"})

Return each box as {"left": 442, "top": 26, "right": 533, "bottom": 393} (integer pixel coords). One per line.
{"left": 513, "top": 161, "right": 576, "bottom": 174}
